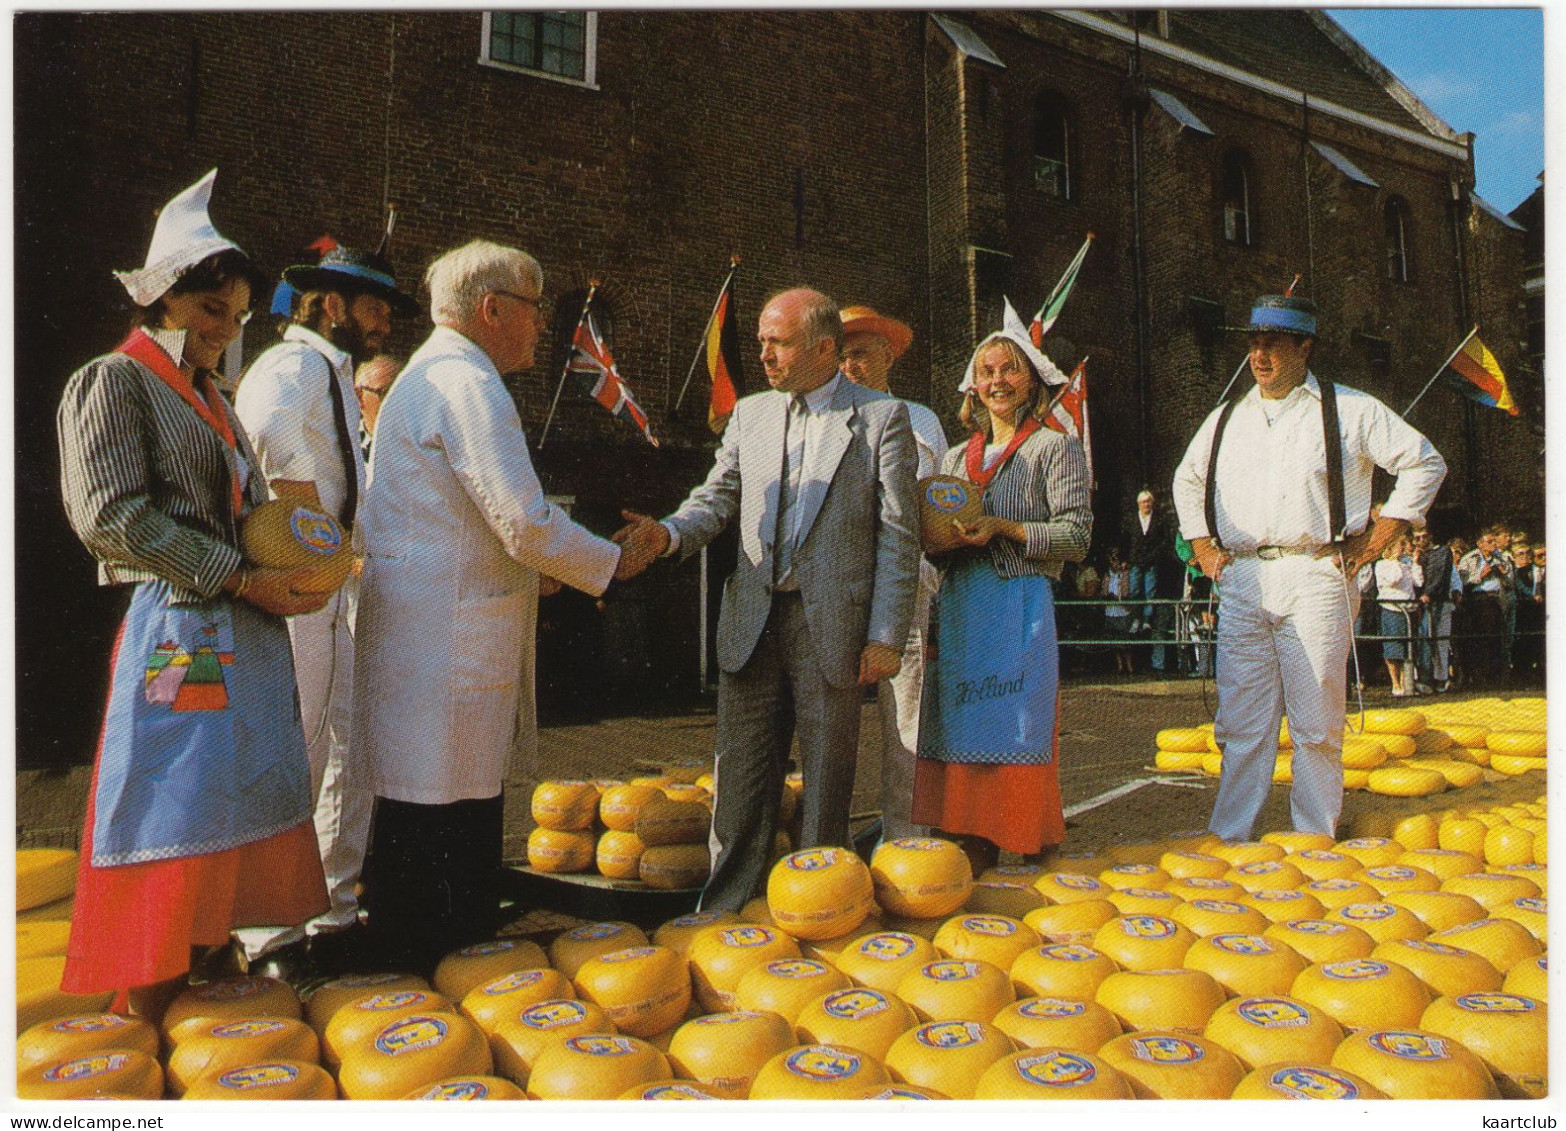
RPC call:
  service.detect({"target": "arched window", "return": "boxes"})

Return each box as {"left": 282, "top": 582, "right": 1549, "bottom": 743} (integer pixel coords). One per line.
{"left": 1221, "top": 149, "right": 1255, "bottom": 247}
{"left": 1034, "top": 91, "right": 1074, "bottom": 200}
{"left": 1384, "top": 196, "right": 1413, "bottom": 282}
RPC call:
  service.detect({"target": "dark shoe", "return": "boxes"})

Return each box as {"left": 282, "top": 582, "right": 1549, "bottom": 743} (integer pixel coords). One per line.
{"left": 248, "top": 939, "right": 320, "bottom": 989}
{"left": 191, "top": 940, "right": 250, "bottom": 982}
{"left": 308, "top": 923, "right": 374, "bottom": 977}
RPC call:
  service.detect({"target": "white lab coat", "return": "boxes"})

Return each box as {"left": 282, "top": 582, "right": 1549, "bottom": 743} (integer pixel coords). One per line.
{"left": 351, "top": 327, "right": 620, "bottom": 804}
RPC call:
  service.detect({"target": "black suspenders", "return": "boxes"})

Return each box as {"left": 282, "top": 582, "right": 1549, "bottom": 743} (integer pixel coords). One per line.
{"left": 1204, "top": 377, "right": 1345, "bottom": 551}
{"left": 326, "top": 363, "right": 360, "bottom": 530}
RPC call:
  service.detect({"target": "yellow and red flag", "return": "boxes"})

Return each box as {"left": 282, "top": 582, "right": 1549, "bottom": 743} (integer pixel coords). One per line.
{"left": 704, "top": 269, "right": 744, "bottom": 432}
{"left": 1438, "top": 331, "right": 1517, "bottom": 416}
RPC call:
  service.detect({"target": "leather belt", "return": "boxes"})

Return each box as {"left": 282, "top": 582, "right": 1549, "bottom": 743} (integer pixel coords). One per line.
{"left": 1237, "top": 545, "right": 1316, "bottom": 560}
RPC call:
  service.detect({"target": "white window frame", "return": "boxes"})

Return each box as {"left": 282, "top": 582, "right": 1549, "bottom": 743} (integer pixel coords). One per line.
{"left": 479, "top": 11, "right": 599, "bottom": 90}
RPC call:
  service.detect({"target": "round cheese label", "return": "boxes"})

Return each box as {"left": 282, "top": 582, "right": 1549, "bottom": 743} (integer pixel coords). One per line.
{"left": 1236, "top": 998, "right": 1312, "bottom": 1028}
{"left": 43, "top": 1055, "right": 128, "bottom": 1082}
{"left": 1019, "top": 998, "right": 1086, "bottom": 1019}
{"left": 1264, "top": 1066, "right": 1364, "bottom": 1099}
{"left": 822, "top": 989, "right": 890, "bottom": 1019}
{"left": 783, "top": 1046, "right": 862, "bottom": 1081}
{"left": 915, "top": 1021, "right": 984, "bottom": 1048}
{"left": 1016, "top": 1051, "right": 1098, "bottom": 1087}
{"left": 216, "top": 1063, "right": 300, "bottom": 1090}
{"left": 519, "top": 1001, "right": 589, "bottom": 1030}
{"left": 857, "top": 933, "right": 920, "bottom": 961}
{"left": 375, "top": 1016, "right": 449, "bottom": 1055}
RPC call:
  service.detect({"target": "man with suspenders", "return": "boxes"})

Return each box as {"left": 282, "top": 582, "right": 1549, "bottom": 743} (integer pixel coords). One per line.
{"left": 1171, "top": 295, "right": 1446, "bottom": 842}
{"left": 234, "top": 246, "right": 420, "bottom": 974}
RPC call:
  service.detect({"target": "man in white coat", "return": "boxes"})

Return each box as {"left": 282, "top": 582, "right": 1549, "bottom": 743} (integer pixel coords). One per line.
{"left": 351, "top": 240, "right": 646, "bottom": 972}
{"left": 233, "top": 245, "right": 418, "bottom": 976}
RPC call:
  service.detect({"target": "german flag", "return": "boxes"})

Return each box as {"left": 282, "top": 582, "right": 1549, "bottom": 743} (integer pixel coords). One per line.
{"left": 1439, "top": 331, "right": 1518, "bottom": 416}
{"left": 705, "top": 270, "right": 744, "bottom": 432}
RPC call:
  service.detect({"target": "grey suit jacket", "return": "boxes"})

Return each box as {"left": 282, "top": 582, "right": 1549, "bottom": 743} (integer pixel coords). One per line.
{"left": 666, "top": 376, "right": 921, "bottom": 689}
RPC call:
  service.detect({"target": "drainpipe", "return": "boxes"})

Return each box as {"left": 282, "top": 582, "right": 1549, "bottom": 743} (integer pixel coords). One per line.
{"left": 1448, "top": 161, "right": 1478, "bottom": 517}
{"left": 1125, "top": 30, "right": 1151, "bottom": 483}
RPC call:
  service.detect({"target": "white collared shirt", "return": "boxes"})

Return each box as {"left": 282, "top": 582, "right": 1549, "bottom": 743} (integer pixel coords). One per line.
{"left": 1172, "top": 372, "right": 1446, "bottom": 553}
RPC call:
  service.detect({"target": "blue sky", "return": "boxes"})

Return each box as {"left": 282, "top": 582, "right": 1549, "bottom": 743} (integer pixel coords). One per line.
{"left": 1327, "top": 8, "right": 1543, "bottom": 213}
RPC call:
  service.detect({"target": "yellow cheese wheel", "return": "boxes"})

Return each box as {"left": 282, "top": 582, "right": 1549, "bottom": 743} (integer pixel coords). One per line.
{"left": 1331, "top": 1027, "right": 1500, "bottom": 1098}
{"left": 1384, "top": 889, "right": 1488, "bottom": 931}
{"left": 749, "top": 1043, "right": 890, "bottom": 1100}
{"left": 991, "top": 995, "right": 1121, "bottom": 1052}
{"left": 432, "top": 937, "right": 549, "bottom": 1001}
{"left": 1429, "top": 916, "right": 1542, "bottom": 972}
{"left": 1169, "top": 898, "right": 1271, "bottom": 939}
{"left": 1341, "top": 738, "right": 1389, "bottom": 770}
{"left": 794, "top": 987, "right": 918, "bottom": 1061}
{"left": 617, "top": 1079, "right": 721, "bottom": 1100}
{"left": 1490, "top": 753, "right": 1548, "bottom": 775}
{"left": 1490, "top": 895, "right": 1548, "bottom": 940}
{"left": 1099, "top": 863, "right": 1172, "bottom": 891}
{"left": 1168, "top": 875, "right": 1245, "bottom": 901}
{"left": 16, "top": 956, "right": 115, "bottom": 1032}
{"left": 323, "top": 989, "right": 456, "bottom": 1069}
{"left": 688, "top": 923, "right": 801, "bottom": 1012}
{"left": 1021, "top": 899, "right": 1118, "bottom": 944}
{"left": 1009, "top": 942, "right": 1120, "bottom": 1000}
{"left": 1302, "top": 877, "right": 1380, "bottom": 911}
{"left": 1290, "top": 957, "right": 1431, "bottom": 1030}
{"left": 1371, "top": 938, "right": 1501, "bottom": 997}
{"left": 963, "top": 880, "right": 1049, "bottom": 919}
{"left": 1333, "top": 836, "right": 1405, "bottom": 868}
{"left": 651, "top": 910, "right": 741, "bottom": 957}
{"left": 1434, "top": 724, "right": 1488, "bottom": 749}
{"left": 1503, "top": 954, "right": 1547, "bottom": 1001}
{"left": 1098, "top": 1031, "right": 1245, "bottom": 1099}
{"left": 1262, "top": 918, "right": 1375, "bottom": 964}
{"left": 1397, "top": 847, "right": 1484, "bottom": 883}
{"left": 895, "top": 958, "right": 1015, "bottom": 1023}
{"left": 1158, "top": 850, "right": 1230, "bottom": 880}
{"left": 1499, "top": 862, "right": 1548, "bottom": 896}
{"left": 162, "top": 977, "right": 300, "bottom": 1042}
{"left": 1450, "top": 745, "right": 1492, "bottom": 766}
{"left": 1155, "top": 748, "right": 1207, "bottom": 772}
{"left": 1438, "top": 815, "right": 1489, "bottom": 855}
{"left": 833, "top": 930, "right": 936, "bottom": 994}
{"left": 337, "top": 1013, "right": 492, "bottom": 1100}
{"left": 1210, "top": 841, "right": 1286, "bottom": 868}
{"left": 638, "top": 843, "right": 711, "bottom": 889}
{"left": 1260, "top": 831, "right": 1335, "bottom": 853}
{"left": 1441, "top": 871, "right": 1541, "bottom": 909}
{"left": 1104, "top": 885, "right": 1184, "bottom": 916}
{"left": 527, "top": 826, "right": 595, "bottom": 873}
{"left": 305, "top": 973, "right": 432, "bottom": 1034}
{"left": 1487, "top": 731, "right": 1547, "bottom": 756}
{"left": 973, "top": 1048, "right": 1135, "bottom": 1099}
{"left": 1201, "top": 753, "right": 1225, "bottom": 776}
{"left": 525, "top": 1034, "right": 670, "bottom": 1100}
{"left": 660, "top": 783, "right": 711, "bottom": 806}
{"left": 16, "top": 920, "right": 71, "bottom": 960}
{"left": 460, "top": 968, "right": 572, "bottom": 1035}
{"left": 1361, "top": 708, "right": 1426, "bottom": 735}
{"left": 1032, "top": 871, "right": 1112, "bottom": 903}
{"left": 1289, "top": 849, "right": 1359, "bottom": 882}
{"left": 1390, "top": 812, "right": 1440, "bottom": 850}
{"left": 932, "top": 913, "right": 1041, "bottom": 970}
{"left": 167, "top": 1017, "right": 320, "bottom": 1095}
{"left": 882, "top": 1020, "right": 1017, "bottom": 1099}
{"left": 1230, "top": 1062, "right": 1387, "bottom": 1099}
{"left": 490, "top": 999, "right": 613, "bottom": 1084}
{"left": 634, "top": 798, "right": 712, "bottom": 846}
{"left": 732, "top": 957, "right": 849, "bottom": 1024}
{"left": 766, "top": 847, "right": 875, "bottom": 941}
{"left": 1227, "top": 860, "right": 1307, "bottom": 893}
{"left": 17, "top": 1049, "right": 163, "bottom": 1101}
{"left": 1341, "top": 770, "right": 1367, "bottom": 790}
{"left": 548, "top": 921, "right": 650, "bottom": 980}
{"left": 1095, "top": 968, "right": 1226, "bottom": 1033}
{"left": 869, "top": 837, "right": 973, "bottom": 918}
{"left": 1368, "top": 765, "right": 1446, "bottom": 797}
{"left": 1405, "top": 758, "right": 1484, "bottom": 789}
{"left": 665, "top": 1010, "right": 796, "bottom": 1098}
{"left": 530, "top": 779, "right": 600, "bottom": 831}
{"left": 1157, "top": 727, "right": 1212, "bottom": 753}
{"left": 1202, "top": 995, "right": 1344, "bottom": 1069}
{"left": 595, "top": 829, "right": 646, "bottom": 880}
{"left": 572, "top": 945, "right": 691, "bottom": 1038}
{"left": 16, "top": 849, "right": 77, "bottom": 911}
{"left": 1092, "top": 913, "right": 1197, "bottom": 970}
{"left": 404, "top": 1075, "right": 526, "bottom": 1100}
{"left": 1184, "top": 932, "right": 1308, "bottom": 997}
{"left": 1325, "top": 901, "right": 1430, "bottom": 944}
{"left": 1241, "top": 889, "right": 1328, "bottom": 924}
{"left": 1412, "top": 728, "right": 1457, "bottom": 756}
{"left": 179, "top": 1059, "right": 337, "bottom": 1100}
{"left": 239, "top": 498, "right": 351, "bottom": 585}
{"left": 1353, "top": 863, "right": 1439, "bottom": 895}
{"left": 1483, "top": 824, "right": 1537, "bottom": 867}
{"left": 18, "top": 1014, "right": 159, "bottom": 1073}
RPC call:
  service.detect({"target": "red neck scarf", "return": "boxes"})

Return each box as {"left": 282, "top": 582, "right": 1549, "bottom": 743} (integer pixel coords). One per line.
{"left": 964, "top": 415, "right": 1040, "bottom": 489}
{"left": 117, "top": 328, "right": 245, "bottom": 518}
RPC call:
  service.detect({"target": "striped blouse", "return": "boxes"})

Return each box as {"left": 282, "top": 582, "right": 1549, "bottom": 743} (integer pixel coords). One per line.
{"left": 937, "top": 425, "right": 1093, "bottom": 580}
{"left": 58, "top": 349, "right": 264, "bottom": 603}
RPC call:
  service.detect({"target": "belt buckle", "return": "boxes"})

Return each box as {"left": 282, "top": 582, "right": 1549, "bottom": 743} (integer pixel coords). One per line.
{"left": 1256, "top": 545, "right": 1284, "bottom": 561}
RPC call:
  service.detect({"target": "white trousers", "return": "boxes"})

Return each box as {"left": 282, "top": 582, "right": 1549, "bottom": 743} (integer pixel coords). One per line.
{"left": 1209, "top": 555, "right": 1359, "bottom": 841}
{"left": 237, "top": 578, "right": 373, "bottom": 958}
{"left": 877, "top": 585, "right": 933, "bottom": 843}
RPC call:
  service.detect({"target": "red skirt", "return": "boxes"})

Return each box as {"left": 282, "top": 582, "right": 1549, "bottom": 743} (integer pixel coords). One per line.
{"left": 61, "top": 626, "right": 329, "bottom": 996}
{"left": 912, "top": 760, "right": 1065, "bottom": 856}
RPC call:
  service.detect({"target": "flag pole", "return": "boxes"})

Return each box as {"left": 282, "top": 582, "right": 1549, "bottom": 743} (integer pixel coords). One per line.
{"left": 675, "top": 256, "right": 739, "bottom": 414}
{"left": 1042, "top": 355, "right": 1088, "bottom": 417}
{"left": 1031, "top": 232, "right": 1094, "bottom": 330}
{"left": 1402, "top": 325, "right": 1479, "bottom": 419}
{"left": 539, "top": 279, "right": 599, "bottom": 449}
{"left": 1216, "top": 355, "right": 1250, "bottom": 407}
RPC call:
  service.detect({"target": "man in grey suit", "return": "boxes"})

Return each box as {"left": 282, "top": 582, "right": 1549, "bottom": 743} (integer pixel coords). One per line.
{"left": 616, "top": 287, "right": 921, "bottom": 911}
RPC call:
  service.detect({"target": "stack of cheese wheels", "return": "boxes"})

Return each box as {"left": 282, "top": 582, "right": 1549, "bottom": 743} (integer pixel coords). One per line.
{"left": 459, "top": 968, "right": 574, "bottom": 1035}
{"left": 666, "top": 1010, "right": 797, "bottom": 1098}
{"left": 688, "top": 924, "right": 801, "bottom": 1012}
{"left": 162, "top": 977, "right": 302, "bottom": 1044}
{"left": 489, "top": 999, "right": 613, "bottom": 1084}
{"left": 433, "top": 938, "right": 549, "bottom": 1001}
{"left": 548, "top": 922, "right": 649, "bottom": 981}
{"left": 167, "top": 1017, "right": 321, "bottom": 1095}
{"left": 634, "top": 796, "right": 713, "bottom": 889}
{"left": 239, "top": 497, "right": 353, "bottom": 593}
{"left": 323, "top": 989, "right": 455, "bottom": 1070}
{"left": 767, "top": 848, "right": 875, "bottom": 942}
{"left": 181, "top": 1060, "right": 338, "bottom": 1100}
{"left": 1154, "top": 727, "right": 1212, "bottom": 773}
{"left": 306, "top": 973, "right": 431, "bottom": 1035}
{"left": 528, "top": 781, "right": 599, "bottom": 873}
{"left": 17, "top": 1014, "right": 160, "bottom": 1074}
{"left": 336, "top": 1012, "right": 492, "bottom": 1100}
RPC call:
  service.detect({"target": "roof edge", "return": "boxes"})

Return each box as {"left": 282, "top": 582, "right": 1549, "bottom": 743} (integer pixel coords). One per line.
{"left": 1307, "top": 11, "right": 1464, "bottom": 145}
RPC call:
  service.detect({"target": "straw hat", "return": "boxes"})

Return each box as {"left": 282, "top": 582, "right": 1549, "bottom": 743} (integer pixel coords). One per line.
{"left": 114, "top": 169, "right": 241, "bottom": 306}
{"left": 1227, "top": 294, "right": 1318, "bottom": 337}
{"left": 840, "top": 306, "right": 913, "bottom": 360}
{"left": 282, "top": 245, "right": 420, "bottom": 319}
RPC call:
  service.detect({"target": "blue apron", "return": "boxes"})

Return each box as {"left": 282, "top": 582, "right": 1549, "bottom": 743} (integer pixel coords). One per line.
{"left": 89, "top": 580, "right": 312, "bottom": 867}
{"left": 918, "top": 558, "right": 1059, "bottom": 765}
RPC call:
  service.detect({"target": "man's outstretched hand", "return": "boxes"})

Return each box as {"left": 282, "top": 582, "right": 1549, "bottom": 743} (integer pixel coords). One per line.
{"left": 612, "top": 509, "right": 670, "bottom": 581}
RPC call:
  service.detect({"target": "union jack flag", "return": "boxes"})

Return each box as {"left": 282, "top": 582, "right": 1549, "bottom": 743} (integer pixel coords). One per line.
{"left": 1042, "top": 358, "right": 1093, "bottom": 487}
{"left": 568, "top": 312, "right": 659, "bottom": 447}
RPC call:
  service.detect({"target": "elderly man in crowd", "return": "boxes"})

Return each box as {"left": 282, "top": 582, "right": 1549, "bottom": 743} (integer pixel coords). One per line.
{"left": 352, "top": 240, "right": 649, "bottom": 972}
{"left": 616, "top": 287, "right": 920, "bottom": 911}
{"left": 353, "top": 353, "right": 403, "bottom": 459}
{"left": 233, "top": 245, "right": 419, "bottom": 977}
{"left": 839, "top": 305, "right": 946, "bottom": 841}
{"left": 1173, "top": 294, "right": 1445, "bottom": 843}
{"left": 1458, "top": 526, "right": 1512, "bottom": 689}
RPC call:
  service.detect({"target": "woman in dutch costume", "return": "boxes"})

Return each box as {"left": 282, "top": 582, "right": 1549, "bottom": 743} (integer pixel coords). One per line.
{"left": 56, "top": 170, "right": 330, "bottom": 1017}
{"left": 913, "top": 305, "right": 1093, "bottom": 871}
